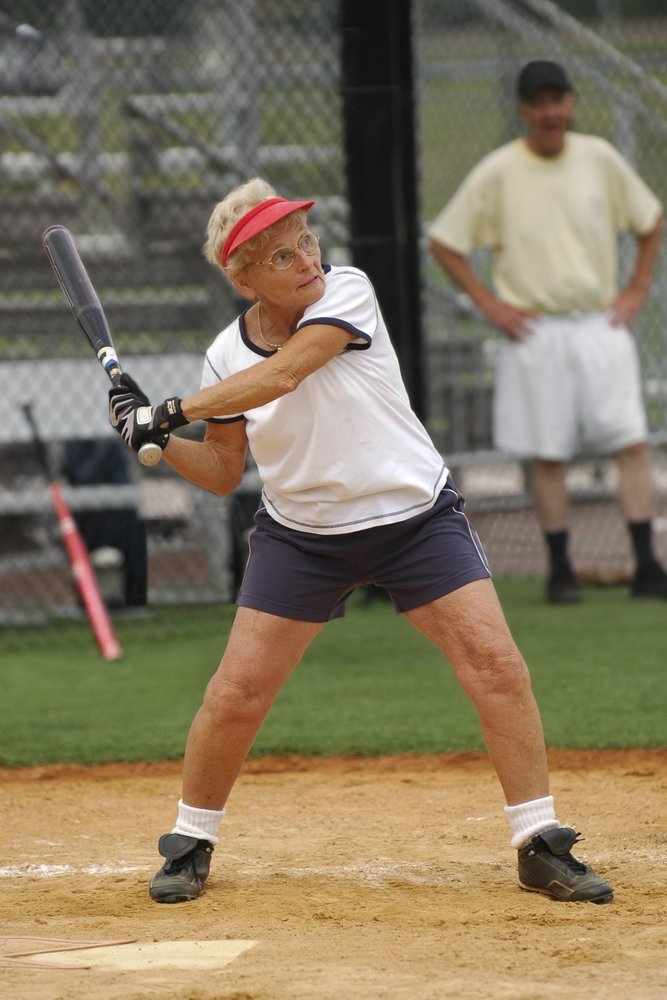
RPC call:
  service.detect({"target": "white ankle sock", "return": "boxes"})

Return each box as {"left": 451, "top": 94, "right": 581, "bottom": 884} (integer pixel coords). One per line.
{"left": 171, "top": 799, "right": 225, "bottom": 846}
{"left": 504, "top": 795, "right": 560, "bottom": 849}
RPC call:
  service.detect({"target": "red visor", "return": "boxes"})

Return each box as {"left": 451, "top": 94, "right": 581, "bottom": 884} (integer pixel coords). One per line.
{"left": 220, "top": 197, "right": 315, "bottom": 267}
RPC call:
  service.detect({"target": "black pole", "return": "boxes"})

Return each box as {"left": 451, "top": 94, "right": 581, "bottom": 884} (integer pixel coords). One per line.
{"left": 339, "top": 0, "right": 424, "bottom": 417}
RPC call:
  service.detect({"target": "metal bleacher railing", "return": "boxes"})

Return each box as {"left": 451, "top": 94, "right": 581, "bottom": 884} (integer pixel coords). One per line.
{"left": 0, "top": 1, "right": 345, "bottom": 622}
{"left": 2, "top": 0, "right": 667, "bottom": 630}
{"left": 416, "top": 0, "right": 667, "bottom": 578}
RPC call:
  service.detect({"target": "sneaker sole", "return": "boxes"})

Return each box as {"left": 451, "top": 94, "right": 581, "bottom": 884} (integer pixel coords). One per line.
{"left": 149, "top": 878, "right": 203, "bottom": 904}
{"left": 519, "top": 879, "right": 614, "bottom": 903}
{"left": 151, "top": 892, "right": 199, "bottom": 904}
{"left": 149, "top": 885, "right": 201, "bottom": 903}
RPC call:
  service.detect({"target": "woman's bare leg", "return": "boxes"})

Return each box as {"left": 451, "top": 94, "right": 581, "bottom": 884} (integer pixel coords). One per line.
{"left": 405, "top": 578, "right": 548, "bottom": 805}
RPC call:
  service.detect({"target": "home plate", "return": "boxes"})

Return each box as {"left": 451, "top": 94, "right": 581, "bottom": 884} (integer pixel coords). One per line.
{"left": 31, "top": 940, "right": 257, "bottom": 970}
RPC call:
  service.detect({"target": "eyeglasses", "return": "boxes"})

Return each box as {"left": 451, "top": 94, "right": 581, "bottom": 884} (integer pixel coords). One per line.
{"left": 250, "top": 232, "right": 320, "bottom": 271}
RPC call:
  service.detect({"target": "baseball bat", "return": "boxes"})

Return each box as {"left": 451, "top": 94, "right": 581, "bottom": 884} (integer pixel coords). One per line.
{"left": 41, "top": 224, "right": 163, "bottom": 468}
{"left": 21, "top": 403, "right": 123, "bottom": 663}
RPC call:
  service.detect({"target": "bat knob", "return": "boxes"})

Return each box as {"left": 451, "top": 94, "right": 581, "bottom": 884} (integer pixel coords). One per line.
{"left": 138, "top": 442, "right": 163, "bottom": 467}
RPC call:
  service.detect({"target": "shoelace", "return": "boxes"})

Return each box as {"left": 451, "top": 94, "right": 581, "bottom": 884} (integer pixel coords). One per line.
{"left": 163, "top": 856, "right": 189, "bottom": 873}
{"left": 559, "top": 851, "right": 588, "bottom": 874}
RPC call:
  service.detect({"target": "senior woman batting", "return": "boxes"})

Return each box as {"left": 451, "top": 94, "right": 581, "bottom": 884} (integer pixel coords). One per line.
{"left": 109, "top": 178, "right": 612, "bottom": 905}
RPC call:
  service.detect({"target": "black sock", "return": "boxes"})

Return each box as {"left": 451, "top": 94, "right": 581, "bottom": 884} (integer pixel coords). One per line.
{"left": 544, "top": 530, "right": 573, "bottom": 576}
{"left": 627, "top": 520, "right": 655, "bottom": 572}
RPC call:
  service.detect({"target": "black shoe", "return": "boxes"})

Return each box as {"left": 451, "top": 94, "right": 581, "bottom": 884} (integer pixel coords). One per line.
{"left": 546, "top": 570, "right": 581, "bottom": 604}
{"left": 631, "top": 560, "right": 667, "bottom": 599}
{"left": 518, "top": 827, "right": 613, "bottom": 903}
{"left": 149, "top": 833, "right": 214, "bottom": 903}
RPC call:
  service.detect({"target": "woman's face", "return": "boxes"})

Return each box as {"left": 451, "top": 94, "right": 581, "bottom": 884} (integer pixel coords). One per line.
{"left": 234, "top": 218, "right": 326, "bottom": 313}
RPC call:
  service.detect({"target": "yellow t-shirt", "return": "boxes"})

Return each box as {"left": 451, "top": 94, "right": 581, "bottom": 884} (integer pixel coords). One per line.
{"left": 428, "top": 133, "right": 662, "bottom": 313}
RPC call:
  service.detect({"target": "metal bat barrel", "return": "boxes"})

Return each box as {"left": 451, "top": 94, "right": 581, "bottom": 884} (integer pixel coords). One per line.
{"left": 42, "top": 224, "right": 163, "bottom": 468}
{"left": 42, "top": 225, "right": 110, "bottom": 354}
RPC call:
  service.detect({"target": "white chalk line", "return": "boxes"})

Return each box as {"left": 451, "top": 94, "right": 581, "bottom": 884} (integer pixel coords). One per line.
{"left": 239, "top": 858, "right": 507, "bottom": 888}
{"left": 4, "top": 853, "right": 632, "bottom": 887}
{"left": 281, "top": 862, "right": 465, "bottom": 888}
{"left": 0, "top": 863, "right": 146, "bottom": 878}
{"left": 1, "top": 858, "right": 493, "bottom": 887}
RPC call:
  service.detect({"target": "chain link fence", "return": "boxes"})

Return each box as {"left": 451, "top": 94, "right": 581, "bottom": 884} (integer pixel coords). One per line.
{"left": 2, "top": 0, "right": 667, "bottom": 641}
{"left": 1, "top": 0, "right": 346, "bottom": 630}
{"left": 417, "top": 0, "right": 667, "bottom": 579}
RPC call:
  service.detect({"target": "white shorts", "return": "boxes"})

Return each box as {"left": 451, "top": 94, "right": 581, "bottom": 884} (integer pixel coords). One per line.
{"left": 493, "top": 312, "right": 647, "bottom": 461}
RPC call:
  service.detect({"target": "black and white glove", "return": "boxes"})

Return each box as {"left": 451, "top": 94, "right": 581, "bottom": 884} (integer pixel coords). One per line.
{"left": 109, "top": 373, "right": 183, "bottom": 453}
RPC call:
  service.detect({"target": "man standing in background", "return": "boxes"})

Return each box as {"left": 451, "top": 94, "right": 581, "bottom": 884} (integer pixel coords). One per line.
{"left": 428, "top": 60, "right": 667, "bottom": 604}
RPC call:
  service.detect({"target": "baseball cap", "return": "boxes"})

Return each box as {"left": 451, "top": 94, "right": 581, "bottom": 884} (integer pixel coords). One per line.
{"left": 220, "top": 197, "right": 315, "bottom": 267}
{"left": 517, "top": 61, "right": 573, "bottom": 102}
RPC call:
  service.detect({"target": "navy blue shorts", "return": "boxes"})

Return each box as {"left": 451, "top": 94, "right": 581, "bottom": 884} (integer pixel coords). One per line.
{"left": 236, "top": 479, "right": 491, "bottom": 623}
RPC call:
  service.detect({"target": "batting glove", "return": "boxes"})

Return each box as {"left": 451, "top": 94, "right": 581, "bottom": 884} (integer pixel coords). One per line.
{"left": 109, "top": 373, "right": 175, "bottom": 453}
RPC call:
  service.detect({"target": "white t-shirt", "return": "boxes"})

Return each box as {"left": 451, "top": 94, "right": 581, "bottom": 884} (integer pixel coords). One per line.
{"left": 201, "top": 265, "right": 448, "bottom": 534}
{"left": 428, "top": 133, "right": 662, "bottom": 314}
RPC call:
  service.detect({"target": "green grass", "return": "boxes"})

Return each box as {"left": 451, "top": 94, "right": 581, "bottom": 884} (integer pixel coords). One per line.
{"left": 497, "top": 578, "right": 667, "bottom": 749}
{"left": 0, "top": 577, "right": 664, "bottom": 768}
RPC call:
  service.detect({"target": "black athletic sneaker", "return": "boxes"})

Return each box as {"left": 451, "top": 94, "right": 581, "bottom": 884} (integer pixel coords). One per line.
{"left": 148, "top": 833, "right": 214, "bottom": 903}
{"left": 518, "top": 827, "right": 613, "bottom": 903}
{"left": 546, "top": 570, "right": 581, "bottom": 604}
{"left": 631, "top": 561, "right": 667, "bottom": 599}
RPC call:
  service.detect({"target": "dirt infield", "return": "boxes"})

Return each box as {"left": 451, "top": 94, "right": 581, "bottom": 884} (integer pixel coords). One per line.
{"left": 2, "top": 749, "right": 666, "bottom": 999}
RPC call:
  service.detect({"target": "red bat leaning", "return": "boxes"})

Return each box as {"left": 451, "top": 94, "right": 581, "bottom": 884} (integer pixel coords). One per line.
{"left": 48, "top": 482, "right": 124, "bottom": 661}
{"left": 22, "top": 403, "right": 123, "bottom": 662}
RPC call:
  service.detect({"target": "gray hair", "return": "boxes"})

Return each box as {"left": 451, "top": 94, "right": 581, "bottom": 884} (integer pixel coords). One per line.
{"left": 204, "top": 177, "right": 307, "bottom": 278}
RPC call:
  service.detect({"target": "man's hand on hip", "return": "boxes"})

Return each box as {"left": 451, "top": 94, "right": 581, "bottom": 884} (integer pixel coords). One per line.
{"left": 607, "top": 286, "right": 646, "bottom": 328}
{"left": 482, "top": 297, "right": 538, "bottom": 341}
